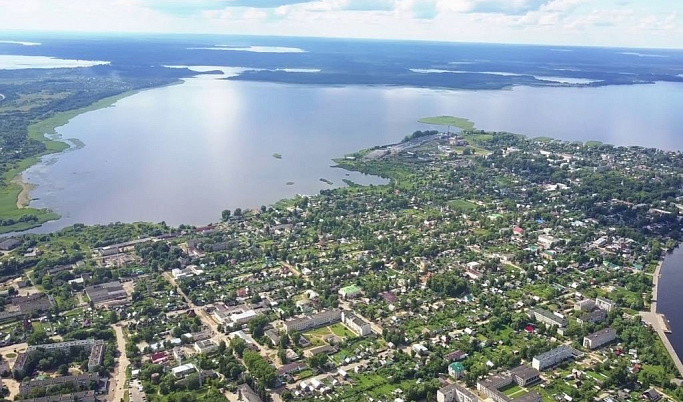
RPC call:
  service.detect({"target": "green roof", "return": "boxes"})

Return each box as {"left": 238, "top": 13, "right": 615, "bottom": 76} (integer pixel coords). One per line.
{"left": 450, "top": 362, "right": 465, "bottom": 371}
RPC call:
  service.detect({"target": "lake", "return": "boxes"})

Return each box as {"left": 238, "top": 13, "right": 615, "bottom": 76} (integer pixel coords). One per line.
{"left": 21, "top": 70, "right": 683, "bottom": 231}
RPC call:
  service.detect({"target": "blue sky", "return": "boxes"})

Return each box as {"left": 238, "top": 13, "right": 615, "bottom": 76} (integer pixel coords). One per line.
{"left": 0, "top": 0, "right": 680, "bottom": 48}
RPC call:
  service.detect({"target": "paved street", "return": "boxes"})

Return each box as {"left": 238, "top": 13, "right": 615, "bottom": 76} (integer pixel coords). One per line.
{"left": 110, "top": 323, "right": 130, "bottom": 402}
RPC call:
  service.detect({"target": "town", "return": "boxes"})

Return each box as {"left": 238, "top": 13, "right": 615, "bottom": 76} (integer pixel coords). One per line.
{"left": 0, "top": 127, "right": 681, "bottom": 402}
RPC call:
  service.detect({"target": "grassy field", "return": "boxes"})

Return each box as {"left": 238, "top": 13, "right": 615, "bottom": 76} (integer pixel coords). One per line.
{"left": 448, "top": 199, "right": 478, "bottom": 211}
{"left": 500, "top": 384, "right": 526, "bottom": 397}
{"left": 419, "top": 116, "right": 475, "bottom": 130}
{"left": 0, "top": 90, "right": 139, "bottom": 234}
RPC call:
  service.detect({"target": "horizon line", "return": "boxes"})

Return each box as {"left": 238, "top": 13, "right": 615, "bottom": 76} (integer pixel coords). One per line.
{"left": 1, "top": 30, "right": 682, "bottom": 52}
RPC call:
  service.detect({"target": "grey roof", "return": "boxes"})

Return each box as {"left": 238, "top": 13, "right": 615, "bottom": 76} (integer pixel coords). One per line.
{"left": 585, "top": 327, "right": 616, "bottom": 342}
{"left": 510, "top": 365, "right": 540, "bottom": 380}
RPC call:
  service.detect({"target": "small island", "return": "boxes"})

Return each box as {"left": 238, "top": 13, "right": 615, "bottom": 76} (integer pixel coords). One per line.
{"left": 319, "top": 178, "right": 333, "bottom": 185}
{"left": 286, "top": 181, "right": 295, "bottom": 186}
{"left": 418, "top": 115, "right": 475, "bottom": 130}
{"left": 272, "top": 153, "right": 283, "bottom": 159}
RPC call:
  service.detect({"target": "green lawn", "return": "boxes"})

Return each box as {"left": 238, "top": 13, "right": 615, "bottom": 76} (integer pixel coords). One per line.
{"left": 330, "top": 323, "right": 355, "bottom": 338}
{"left": 585, "top": 371, "right": 608, "bottom": 382}
{"left": 448, "top": 199, "right": 478, "bottom": 211}
{"left": 500, "top": 384, "right": 523, "bottom": 397}
{"left": 419, "top": 116, "right": 475, "bottom": 130}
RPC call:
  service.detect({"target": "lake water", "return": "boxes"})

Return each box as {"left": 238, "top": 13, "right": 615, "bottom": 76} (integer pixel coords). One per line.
{"left": 21, "top": 70, "right": 683, "bottom": 231}
{"left": 657, "top": 248, "right": 683, "bottom": 364}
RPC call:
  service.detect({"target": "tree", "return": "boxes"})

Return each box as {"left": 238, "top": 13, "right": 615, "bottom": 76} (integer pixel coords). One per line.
{"left": 234, "top": 208, "right": 242, "bottom": 217}
{"left": 248, "top": 315, "right": 269, "bottom": 338}
{"left": 308, "top": 354, "right": 328, "bottom": 371}
{"left": 221, "top": 209, "right": 231, "bottom": 221}
{"left": 231, "top": 337, "right": 246, "bottom": 358}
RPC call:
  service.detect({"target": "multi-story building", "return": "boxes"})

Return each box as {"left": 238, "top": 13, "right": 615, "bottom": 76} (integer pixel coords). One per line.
{"left": 212, "top": 304, "right": 259, "bottom": 327}
{"left": 595, "top": 297, "right": 616, "bottom": 312}
{"left": 583, "top": 328, "right": 617, "bottom": 350}
{"left": 19, "top": 373, "right": 102, "bottom": 396}
{"left": 529, "top": 308, "right": 567, "bottom": 328}
{"left": 14, "top": 339, "right": 105, "bottom": 378}
{"left": 194, "top": 339, "right": 219, "bottom": 355}
{"left": 437, "top": 383, "right": 479, "bottom": 402}
{"left": 477, "top": 371, "right": 542, "bottom": 402}
{"left": 12, "top": 293, "right": 55, "bottom": 314}
{"left": 87, "top": 340, "right": 106, "bottom": 371}
{"left": 576, "top": 309, "right": 607, "bottom": 325}
{"left": 532, "top": 345, "right": 582, "bottom": 371}
{"left": 85, "top": 281, "right": 128, "bottom": 306}
{"left": 342, "top": 311, "right": 372, "bottom": 337}
{"left": 509, "top": 365, "right": 541, "bottom": 387}
{"left": 537, "top": 234, "right": 558, "bottom": 248}
{"left": 283, "top": 309, "right": 342, "bottom": 333}
{"left": 574, "top": 299, "right": 596, "bottom": 312}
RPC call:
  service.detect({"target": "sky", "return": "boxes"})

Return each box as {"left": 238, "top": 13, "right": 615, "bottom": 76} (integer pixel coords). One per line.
{"left": 0, "top": 0, "right": 680, "bottom": 48}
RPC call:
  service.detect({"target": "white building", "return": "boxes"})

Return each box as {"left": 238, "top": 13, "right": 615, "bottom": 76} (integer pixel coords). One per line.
{"left": 437, "top": 383, "right": 479, "bottom": 402}
{"left": 342, "top": 311, "right": 372, "bottom": 337}
{"left": 194, "top": 339, "right": 219, "bottom": 355}
{"left": 595, "top": 297, "right": 616, "bottom": 312}
{"left": 212, "top": 304, "right": 259, "bottom": 326}
{"left": 532, "top": 345, "right": 581, "bottom": 371}
{"left": 412, "top": 344, "right": 428, "bottom": 356}
{"left": 284, "top": 310, "right": 342, "bottom": 333}
{"left": 538, "top": 234, "right": 558, "bottom": 248}
{"left": 583, "top": 328, "right": 617, "bottom": 350}
{"left": 172, "top": 363, "right": 197, "bottom": 378}
{"left": 529, "top": 308, "right": 567, "bottom": 328}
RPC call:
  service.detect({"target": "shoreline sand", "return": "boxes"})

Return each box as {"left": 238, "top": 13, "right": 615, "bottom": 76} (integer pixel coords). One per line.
{"left": 11, "top": 175, "right": 34, "bottom": 209}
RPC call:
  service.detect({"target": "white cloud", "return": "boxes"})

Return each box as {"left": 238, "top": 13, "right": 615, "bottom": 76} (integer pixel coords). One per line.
{"left": 0, "top": 0, "right": 680, "bottom": 48}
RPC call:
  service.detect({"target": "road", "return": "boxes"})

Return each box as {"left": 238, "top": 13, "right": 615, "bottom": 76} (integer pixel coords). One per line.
{"left": 640, "top": 261, "right": 683, "bottom": 380}
{"left": 110, "top": 323, "right": 130, "bottom": 402}
{"left": 162, "top": 272, "right": 224, "bottom": 344}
